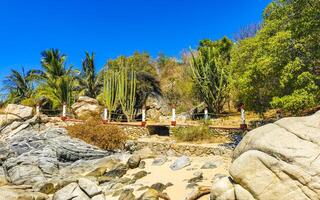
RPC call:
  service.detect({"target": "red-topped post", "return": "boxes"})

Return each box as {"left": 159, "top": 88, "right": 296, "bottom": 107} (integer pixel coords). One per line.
{"left": 141, "top": 105, "right": 146, "bottom": 127}
{"left": 61, "top": 102, "right": 67, "bottom": 121}
{"left": 103, "top": 107, "right": 108, "bottom": 124}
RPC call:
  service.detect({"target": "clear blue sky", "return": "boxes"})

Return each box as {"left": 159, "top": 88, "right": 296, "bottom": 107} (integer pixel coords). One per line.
{"left": 0, "top": 0, "right": 270, "bottom": 82}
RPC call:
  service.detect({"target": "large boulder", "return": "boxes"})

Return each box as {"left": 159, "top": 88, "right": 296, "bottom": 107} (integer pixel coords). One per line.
{"left": 211, "top": 111, "right": 320, "bottom": 200}
{"left": 71, "top": 96, "right": 102, "bottom": 118}
{"left": 146, "top": 95, "right": 170, "bottom": 121}
{"left": 0, "top": 104, "right": 33, "bottom": 126}
{"left": 0, "top": 186, "right": 48, "bottom": 200}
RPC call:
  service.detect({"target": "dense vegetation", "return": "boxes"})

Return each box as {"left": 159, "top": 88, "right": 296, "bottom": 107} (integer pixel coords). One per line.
{"left": 2, "top": 0, "right": 319, "bottom": 118}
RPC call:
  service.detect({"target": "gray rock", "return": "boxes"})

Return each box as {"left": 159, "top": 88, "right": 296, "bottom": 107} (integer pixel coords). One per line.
{"left": 211, "top": 111, "right": 320, "bottom": 200}
{"left": 137, "top": 188, "right": 159, "bottom": 200}
{"left": 133, "top": 171, "right": 148, "bottom": 180}
{"left": 78, "top": 178, "right": 101, "bottom": 197}
{"left": 188, "top": 171, "right": 203, "bottom": 183}
{"left": 139, "top": 160, "right": 146, "bottom": 169}
{"left": 152, "top": 156, "right": 167, "bottom": 166}
{"left": 134, "top": 147, "right": 155, "bottom": 159}
{"left": 104, "top": 164, "right": 128, "bottom": 178}
{"left": 92, "top": 194, "right": 106, "bottom": 200}
{"left": 5, "top": 164, "right": 46, "bottom": 185}
{"left": 71, "top": 96, "right": 102, "bottom": 118}
{"left": 150, "top": 183, "right": 166, "bottom": 192}
{"left": 118, "top": 189, "right": 135, "bottom": 200}
{"left": 170, "top": 156, "right": 191, "bottom": 171}
{"left": 53, "top": 182, "right": 90, "bottom": 200}
{"left": 0, "top": 186, "right": 48, "bottom": 200}
{"left": 127, "top": 154, "right": 141, "bottom": 169}
{"left": 201, "top": 161, "right": 217, "bottom": 169}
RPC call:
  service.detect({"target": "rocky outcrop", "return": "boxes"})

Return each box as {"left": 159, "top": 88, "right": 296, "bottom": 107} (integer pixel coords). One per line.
{"left": 211, "top": 111, "right": 320, "bottom": 200}
{"left": 146, "top": 95, "right": 170, "bottom": 121}
{"left": 71, "top": 96, "right": 102, "bottom": 118}
{"left": 0, "top": 104, "right": 33, "bottom": 126}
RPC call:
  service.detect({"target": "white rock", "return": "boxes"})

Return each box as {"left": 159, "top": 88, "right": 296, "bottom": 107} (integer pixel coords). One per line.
{"left": 78, "top": 178, "right": 101, "bottom": 197}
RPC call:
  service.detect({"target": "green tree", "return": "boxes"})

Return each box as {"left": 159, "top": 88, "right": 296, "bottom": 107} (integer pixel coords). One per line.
{"left": 3, "top": 68, "right": 33, "bottom": 104}
{"left": 190, "top": 37, "right": 233, "bottom": 113}
{"left": 78, "top": 52, "right": 103, "bottom": 98}
{"left": 230, "top": 0, "right": 320, "bottom": 115}
{"left": 31, "top": 49, "right": 78, "bottom": 109}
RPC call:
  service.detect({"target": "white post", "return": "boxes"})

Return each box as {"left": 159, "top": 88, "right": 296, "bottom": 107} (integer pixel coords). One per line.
{"left": 171, "top": 107, "right": 176, "bottom": 126}
{"left": 103, "top": 108, "right": 108, "bottom": 121}
{"left": 62, "top": 103, "right": 67, "bottom": 118}
{"left": 141, "top": 107, "right": 146, "bottom": 127}
{"left": 142, "top": 108, "right": 146, "bottom": 122}
{"left": 204, "top": 108, "right": 208, "bottom": 120}
{"left": 240, "top": 108, "right": 245, "bottom": 124}
{"left": 36, "top": 104, "right": 40, "bottom": 115}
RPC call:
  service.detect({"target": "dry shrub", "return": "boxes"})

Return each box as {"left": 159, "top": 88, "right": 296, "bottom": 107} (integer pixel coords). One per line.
{"left": 67, "top": 117, "right": 127, "bottom": 150}
{"left": 171, "top": 125, "right": 229, "bottom": 143}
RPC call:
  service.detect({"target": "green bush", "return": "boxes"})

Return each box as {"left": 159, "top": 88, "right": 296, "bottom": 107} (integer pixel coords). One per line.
{"left": 171, "top": 125, "right": 228, "bottom": 143}
{"left": 271, "top": 90, "right": 317, "bottom": 115}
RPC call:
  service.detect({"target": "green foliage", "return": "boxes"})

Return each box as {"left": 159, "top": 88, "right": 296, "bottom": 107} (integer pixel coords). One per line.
{"left": 118, "top": 66, "right": 137, "bottom": 122}
{"left": 272, "top": 90, "right": 317, "bottom": 115}
{"left": 30, "top": 49, "right": 78, "bottom": 109}
{"left": 158, "top": 54, "right": 197, "bottom": 111}
{"left": 107, "top": 52, "right": 161, "bottom": 108}
{"left": 3, "top": 68, "right": 33, "bottom": 104}
{"left": 190, "top": 37, "right": 233, "bottom": 113}
{"left": 102, "top": 70, "right": 119, "bottom": 120}
{"left": 78, "top": 52, "right": 103, "bottom": 98}
{"left": 171, "top": 125, "right": 228, "bottom": 143}
{"left": 230, "top": 0, "right": 320, "bottom": 115}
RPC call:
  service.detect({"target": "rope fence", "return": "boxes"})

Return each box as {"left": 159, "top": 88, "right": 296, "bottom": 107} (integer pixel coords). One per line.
{"left": 31, "top": 103, "right": 251, "bottom": 130}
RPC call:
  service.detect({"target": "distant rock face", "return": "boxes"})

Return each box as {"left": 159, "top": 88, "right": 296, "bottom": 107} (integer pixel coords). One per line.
{"left": 146, "top": 95, "right": 170, "bottom": 121}
{"left": 0, "top": 104, "right": 33, "bottom": 125}
{"left": 71, "top": 96, "right": 102, "bottom": 118}
{"left": 211, "top": 111, "right": 320, "bottom": 200}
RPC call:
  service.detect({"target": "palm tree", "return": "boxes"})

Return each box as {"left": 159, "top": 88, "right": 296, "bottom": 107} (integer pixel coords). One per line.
{"left": 77, "top": 52, "right": 103, "bottom": 98}
{"left": 31, "top": 49, "right": 78, "bottom": 109}
{"left": 3, "top": 68, "right": 33, "bottom": 104}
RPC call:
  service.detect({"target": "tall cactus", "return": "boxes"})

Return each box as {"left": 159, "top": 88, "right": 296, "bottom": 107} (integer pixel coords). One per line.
{"left": 103, "top": 70, "right": 119, "bottom": 121}
{"left": 118, "top": 66, "right": 137, "bottom": 122}
{"left": 190, "top": 47, "right": 228, "bottom": 113}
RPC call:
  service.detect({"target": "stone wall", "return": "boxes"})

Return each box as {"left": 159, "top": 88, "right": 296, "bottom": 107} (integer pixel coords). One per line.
{"left": 129, "top": 139, "right": 232, "bottom": 157}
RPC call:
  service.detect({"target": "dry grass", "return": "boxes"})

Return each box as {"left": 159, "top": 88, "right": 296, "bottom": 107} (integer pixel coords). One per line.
{"left": 66, "top": 117, "right": 127, "bottom": 150}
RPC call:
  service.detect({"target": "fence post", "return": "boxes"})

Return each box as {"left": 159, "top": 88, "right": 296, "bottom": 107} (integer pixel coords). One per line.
{"left": 61, "top": 102, "right": 67, "bottom": 121}
{"left": 141, "top": 106, "right": 146, "bottom": 127}
{"left": 240, "top": 104, "right": 247, "bottom": 130}
{"left": 171, "top": 106, "right": 176, "bottom": 126}
{"left": 103, "top": 107, "right": 108, "bottom": 123}
{"left": 36, "top": 103, "right": 40, "bottom": 115}
{"left": 204, "top": 107, "right": 208, "bottom": 121}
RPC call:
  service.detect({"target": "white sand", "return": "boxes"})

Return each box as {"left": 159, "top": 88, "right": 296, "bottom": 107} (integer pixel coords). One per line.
{"left": 106, "top": 155, "right": 231, "bottom": 200}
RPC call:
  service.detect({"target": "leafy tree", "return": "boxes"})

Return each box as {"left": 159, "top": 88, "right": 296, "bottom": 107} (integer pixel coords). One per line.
{"left": 31, "top": 49, "right": 78, "bottom": 109}
{"left": 158, "top": 54, "right": 196, "bottom": 111}
{"left": 190, "top": 37, "right": 233, "bottom": 113}
{"left": 78, "top": 52, "right": 103, "bottom": 98}
{"left": 2, "top": 68, "right": 33, "bottom": 104}
{"left": 231, "top": 0, "right": 320, "bottom": 115}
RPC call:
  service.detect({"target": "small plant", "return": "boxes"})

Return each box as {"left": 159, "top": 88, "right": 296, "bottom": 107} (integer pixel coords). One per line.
{"left": 66, "top": 117, "right": 127, "bottom": 150}
{"left": 171, "top": 125, "right": 228, "bottom": 143}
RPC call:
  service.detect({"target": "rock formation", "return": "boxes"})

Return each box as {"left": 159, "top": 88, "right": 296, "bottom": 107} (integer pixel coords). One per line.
{"left": 211, "top": 111, "right": 320, "bottom": 200}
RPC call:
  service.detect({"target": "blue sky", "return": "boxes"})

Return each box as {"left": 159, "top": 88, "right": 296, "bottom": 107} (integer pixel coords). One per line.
{"left": 0, "top": 0, "right": 270, "bottom": 82}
